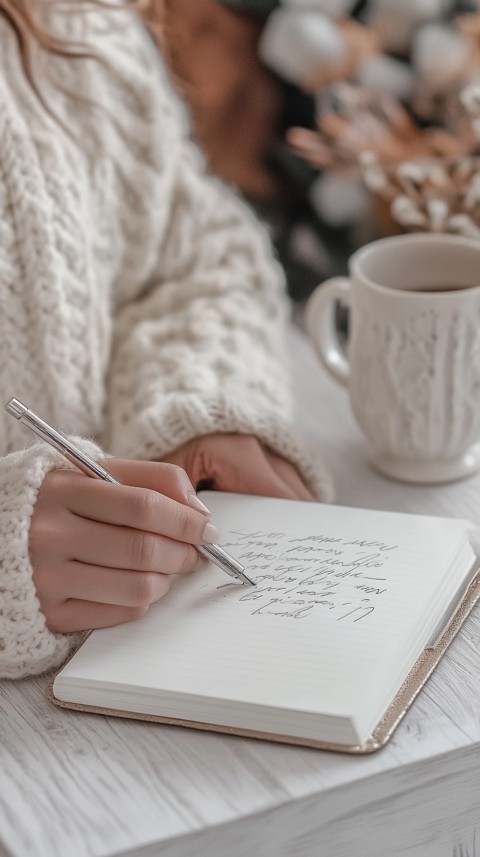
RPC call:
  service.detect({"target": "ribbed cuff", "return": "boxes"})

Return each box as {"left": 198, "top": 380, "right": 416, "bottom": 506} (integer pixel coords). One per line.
{"left": 110, "top": 392, "right": 334, "bottom": 502}
{"left": 0, "top": 437, "right": 103, "bottom": 679}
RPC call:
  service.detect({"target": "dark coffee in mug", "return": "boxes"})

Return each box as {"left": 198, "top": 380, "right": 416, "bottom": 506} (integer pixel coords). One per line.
{"left": 404, "top": 283, "right": 474, "bottom": 293}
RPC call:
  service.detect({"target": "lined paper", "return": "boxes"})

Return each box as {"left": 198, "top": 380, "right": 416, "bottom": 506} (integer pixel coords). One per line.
{"left": 54, "top": 495, "right": 473, "bottom": 744}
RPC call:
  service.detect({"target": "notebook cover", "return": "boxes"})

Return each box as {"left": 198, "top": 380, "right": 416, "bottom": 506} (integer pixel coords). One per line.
{"left": 46, "top": 570, "right": 480, "bottom": 754}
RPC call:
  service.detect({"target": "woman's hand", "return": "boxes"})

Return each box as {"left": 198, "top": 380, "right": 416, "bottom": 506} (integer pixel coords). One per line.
{"left": 29, "top": 460, "right": 216, "bottom": 634}
{"left": 162, "top": 434, "right": 315, "bottom": 501}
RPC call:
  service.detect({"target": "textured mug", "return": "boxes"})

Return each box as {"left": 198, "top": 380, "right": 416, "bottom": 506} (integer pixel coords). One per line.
{"left": 305, "top": 233, "right": 480, "bottom": 483}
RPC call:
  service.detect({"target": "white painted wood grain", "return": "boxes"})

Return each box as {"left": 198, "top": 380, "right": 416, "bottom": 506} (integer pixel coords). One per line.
{"left": 109, "top": 751, "right": 480, "bottom": 857}
{"left": 1, "top": 326, "right": 480, "bottom": 857}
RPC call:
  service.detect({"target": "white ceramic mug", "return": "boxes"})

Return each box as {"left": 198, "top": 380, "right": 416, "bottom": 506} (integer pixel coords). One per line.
{"left": 305, "top": 233, "right": 480, "bottom": 483}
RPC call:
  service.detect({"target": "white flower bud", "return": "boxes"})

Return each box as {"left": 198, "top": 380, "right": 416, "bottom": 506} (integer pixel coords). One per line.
{"left": 259, "top": 10, "right": 345, "bottom": 84}
{"left": 464, "top": 173, "right": 480, "bottom": 209}
{"left": 391, "top": 195, "right": 428, "bottom": 227}
{"left": 426, "top": 198, "right": 449, "bottom": 231}
{"left": 460, "top": 84, "right": 480, "bottom": 117}
{"left": 447, "top": 214, "right": 480, "bottom": 239}
{"left": 397, "top": 162, "right": 430, "bottom": 185}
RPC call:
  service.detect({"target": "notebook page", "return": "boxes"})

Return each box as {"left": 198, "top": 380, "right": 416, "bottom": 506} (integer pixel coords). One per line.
{"left": 55, "top": 496, "right": 471, "bottom": 743}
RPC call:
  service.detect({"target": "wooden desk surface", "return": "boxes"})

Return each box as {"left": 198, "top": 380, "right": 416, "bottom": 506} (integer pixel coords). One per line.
{"left": 1, "top": 327, "right": 479, "bottom": 857}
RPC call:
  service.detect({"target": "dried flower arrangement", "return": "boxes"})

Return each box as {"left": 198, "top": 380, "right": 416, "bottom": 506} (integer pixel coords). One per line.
{"left": 279, "top": 6, "right": 480, "bottom": 239}
{"left": 156, "top": 0, "right": 480, "bottom": 296}
{"left": 288, "top": 81, "right": 480, "bottom": 236}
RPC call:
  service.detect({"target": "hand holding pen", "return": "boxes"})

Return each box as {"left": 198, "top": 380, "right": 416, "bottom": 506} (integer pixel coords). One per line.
{"left": 5, "top": 398, "right": 253, "bottom": 636}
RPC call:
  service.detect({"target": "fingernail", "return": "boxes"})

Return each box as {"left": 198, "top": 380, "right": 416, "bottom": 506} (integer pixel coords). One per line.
{"left": 202, "top": 522, "right": 221, "bottom": 544}
{"left": 188, "top": 493, "right": 211, "bottom": 516}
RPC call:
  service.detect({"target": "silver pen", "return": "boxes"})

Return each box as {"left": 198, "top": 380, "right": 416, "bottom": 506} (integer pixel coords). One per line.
{"left": 5, "top": 398, "right": 255, "bottom": 586}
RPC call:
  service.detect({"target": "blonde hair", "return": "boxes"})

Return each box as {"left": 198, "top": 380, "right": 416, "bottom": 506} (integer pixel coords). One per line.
{"left": 0, "top": 1, "right": 152, "bottom": 106}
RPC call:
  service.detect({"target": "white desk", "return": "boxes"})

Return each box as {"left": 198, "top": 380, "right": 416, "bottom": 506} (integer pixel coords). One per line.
{"left": 1, "top": 327, "right": 480, "bottom": 857}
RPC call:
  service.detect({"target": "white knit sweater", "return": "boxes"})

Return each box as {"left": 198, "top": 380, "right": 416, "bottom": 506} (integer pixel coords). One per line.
{"left": 0, "top": 6, "right": 332, "bottom": 679}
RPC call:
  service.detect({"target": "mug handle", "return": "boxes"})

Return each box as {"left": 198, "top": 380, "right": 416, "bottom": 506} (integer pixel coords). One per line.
{"left": 305, "top": 277, "right": 351, "bottom": 387}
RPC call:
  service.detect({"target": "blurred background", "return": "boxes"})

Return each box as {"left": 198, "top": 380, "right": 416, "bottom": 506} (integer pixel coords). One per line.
{"left": 145, "top": 0, "right": 480, "bottom": 304}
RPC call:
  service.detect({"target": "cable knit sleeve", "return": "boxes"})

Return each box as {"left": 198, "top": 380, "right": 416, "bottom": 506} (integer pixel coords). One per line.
{"left": 0, "top": 439, "right": 102, "bottom": 679}
{"left": 106, "top": 141, "right": 333, "bottom": 500}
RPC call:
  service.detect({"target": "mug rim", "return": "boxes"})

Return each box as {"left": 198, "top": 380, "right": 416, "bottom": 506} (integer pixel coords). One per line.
{"left": 350, "top": 233, "right": 480, "bottom": 299}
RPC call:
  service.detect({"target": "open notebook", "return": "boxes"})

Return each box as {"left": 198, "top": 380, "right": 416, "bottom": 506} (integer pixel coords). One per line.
{"left": 49, "top": 494, "right": 480, "bottom": 753}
